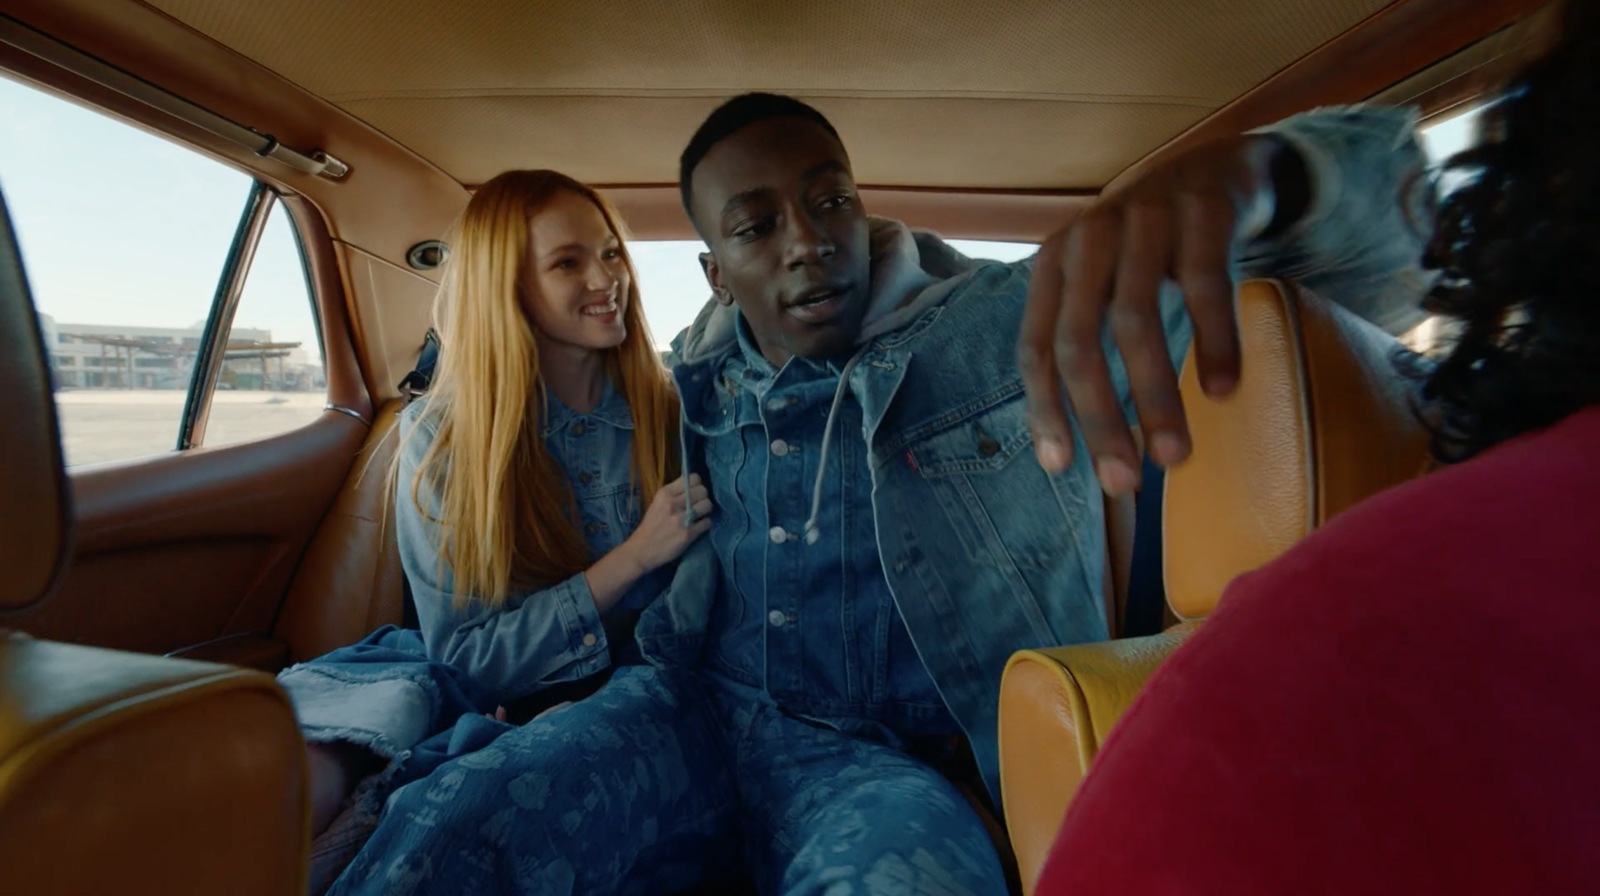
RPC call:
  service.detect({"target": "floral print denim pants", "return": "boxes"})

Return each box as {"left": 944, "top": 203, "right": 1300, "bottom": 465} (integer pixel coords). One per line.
{"left": 325, "top": 665, "right": 1006, "bottom": 896}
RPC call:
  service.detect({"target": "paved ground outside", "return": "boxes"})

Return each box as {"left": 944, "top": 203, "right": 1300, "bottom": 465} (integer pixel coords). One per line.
{"left": 53, "top": 389, "right": 326, "bottom": 467}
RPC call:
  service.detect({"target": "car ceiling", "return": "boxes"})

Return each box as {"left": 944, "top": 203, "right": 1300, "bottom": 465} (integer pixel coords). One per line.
{"left": 141, "top": 0, "right": 1392, "bottom": 190}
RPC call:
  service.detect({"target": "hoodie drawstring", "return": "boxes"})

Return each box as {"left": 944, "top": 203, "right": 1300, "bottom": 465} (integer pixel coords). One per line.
{"left": 672, "top": 218, "right": 968, "bottom": 539}
{"left": 802, "top": 345, "right": 871, "bottom": 545}
{"left": 679, "top": 397, "right": 696, "bottom": 523}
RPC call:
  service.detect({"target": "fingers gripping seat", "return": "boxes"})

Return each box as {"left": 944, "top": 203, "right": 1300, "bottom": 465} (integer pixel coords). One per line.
{"left": 997, "top": 279, "right": 1432, "bottom": 893}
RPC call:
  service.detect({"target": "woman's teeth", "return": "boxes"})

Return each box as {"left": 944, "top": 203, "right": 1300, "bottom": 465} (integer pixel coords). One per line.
{"left": 581, "top": 302, "right": 618, "bottom": 316}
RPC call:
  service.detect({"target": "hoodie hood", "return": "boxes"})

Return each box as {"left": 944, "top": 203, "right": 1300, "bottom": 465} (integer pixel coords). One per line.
{"left": 669, "top": 216, "right": 984, "bottom": 366}
{"left": 668, "top": 216, "right": 993, "bottom": 548}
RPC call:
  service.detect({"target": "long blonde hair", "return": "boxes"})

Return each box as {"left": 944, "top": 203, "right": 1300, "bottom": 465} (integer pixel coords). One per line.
{"left": 403, "top": 170, "right": 679, "bottom": 610}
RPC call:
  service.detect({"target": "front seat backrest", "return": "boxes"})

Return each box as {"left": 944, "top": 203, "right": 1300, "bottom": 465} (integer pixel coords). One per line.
{"left": 1163, "top": 278, "right": 1434, "bottom": 619}
{"left": 999, "top": 279, "right": 1433, "bottom": 894}
{"left": 0, "top": 188, "right": 70, "bottom": 611}
{"left": 0, "top": 187, "right": 309, "bottom": 895}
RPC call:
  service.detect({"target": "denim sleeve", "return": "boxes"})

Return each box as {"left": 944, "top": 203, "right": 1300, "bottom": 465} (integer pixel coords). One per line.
{"left": 1241, "top": 104, "right": 1438, "bottom": 333}
{"left": 993, "top": 105, "right": 1435, "bottom": 425}
{"left": 1137, "top": 106, "right": 1436, "bottom": 415}
{"left": 276, "top": 626, "right": 483, "bottom": 761}
{"left": 396, "top": 409, "right": 612, "bottom": 705}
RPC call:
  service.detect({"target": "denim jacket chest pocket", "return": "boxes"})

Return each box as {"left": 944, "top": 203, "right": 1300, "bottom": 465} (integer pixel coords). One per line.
{"left": 603, "top": 489, "right": 641, "bottom": 545}
{"left": 896, "top": 387, "right": 1067, "bottom": 572}
{"left": 558, "top": 427, "right": 636, "bottom": 556}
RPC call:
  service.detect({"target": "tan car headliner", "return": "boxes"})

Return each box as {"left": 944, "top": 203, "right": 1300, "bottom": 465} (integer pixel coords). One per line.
{"left": 0, "top": 0, "right": 1548, "bottom": 399}
{"left": 142, "top": 0, "right": 1395, "bottom": 191}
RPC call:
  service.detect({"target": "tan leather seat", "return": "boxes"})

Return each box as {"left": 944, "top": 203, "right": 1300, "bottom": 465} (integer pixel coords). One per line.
{"left": 0, "top": 192, "right": 310, "bottom": 895}
{"left": 997, "top": 279, "right": 1433, "bottom": 894}
{"left": 275, "top": 398, "right": 410, "bottom": 662}
{"left": 1100, "top": 452, "right": 1138, "bottom": 638}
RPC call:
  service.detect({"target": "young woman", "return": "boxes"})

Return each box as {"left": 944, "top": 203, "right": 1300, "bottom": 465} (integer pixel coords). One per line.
{"left": 276, "top": 169, "right": 710, "bottom": 881}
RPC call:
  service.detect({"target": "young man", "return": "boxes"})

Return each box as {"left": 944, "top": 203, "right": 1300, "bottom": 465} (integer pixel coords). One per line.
{"left": 325, "top": 97, "right": 1431, "bottom": 896}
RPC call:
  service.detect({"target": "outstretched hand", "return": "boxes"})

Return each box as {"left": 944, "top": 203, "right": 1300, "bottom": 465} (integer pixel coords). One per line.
{"left": 1018, "top": 134, "right": 1292, "bottom": 493}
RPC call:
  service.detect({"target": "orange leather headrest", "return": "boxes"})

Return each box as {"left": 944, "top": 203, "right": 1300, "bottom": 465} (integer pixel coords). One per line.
{"left": 1162, "top": 280, "right": 1431, "bottom": 620}
{"left": 0, "top": 193, "right": 72, "bottom": 610}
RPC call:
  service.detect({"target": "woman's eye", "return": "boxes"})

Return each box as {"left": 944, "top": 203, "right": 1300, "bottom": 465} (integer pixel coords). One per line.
{"left": 556, "top": 258, "right": 579, "bottom": 270}
{"left": 602, "top": 248, "right": 622, "bottom": 261}
{"left": 821, "top": 193, "right": 854, "bottom": 211}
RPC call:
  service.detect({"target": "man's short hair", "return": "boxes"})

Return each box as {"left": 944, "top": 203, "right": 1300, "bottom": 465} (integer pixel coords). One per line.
{"left": 678, "top": 93, "right": 843, "bottom": 234}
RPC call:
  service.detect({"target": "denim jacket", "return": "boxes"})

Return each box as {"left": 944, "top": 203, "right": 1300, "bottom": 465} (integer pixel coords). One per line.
{"left": 697, "top": 315, "right": 963, "bottom": 744}
{"left": 279, "top": 382, "right": 668, "bottom": 755}
{"left": 396, "top": 385, "right": 667, "bottom": 701}
{"left": 639, "top": 105, "right": 1438, "bottom": 802}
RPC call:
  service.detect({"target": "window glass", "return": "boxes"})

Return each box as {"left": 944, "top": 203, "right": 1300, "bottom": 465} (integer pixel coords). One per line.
{"left": 1403, "top": 101, "right": 1494, "bottom": 354}
{"left": 203, "top": 200, "right": 327, "bottom": 448}
{"left": 627, "top": 239, "right": 1036, "bottom": 348}
{"left": 0, "top": 74, "right": 252, "bottom": 465}
{"left": 1419, "top": 102, "right": 1491, "bottom": 195}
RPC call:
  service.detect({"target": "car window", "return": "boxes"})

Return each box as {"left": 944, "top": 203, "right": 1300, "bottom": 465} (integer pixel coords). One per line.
{"left": 1401, "top": 101, "right": 1492, "bottom": 354}
{"left": 0, "top": 74, "right": 326, "bottom": 465}
{"left": 203, "top": 201, "right": 325, "bottom": 449}
{"left": 628, "top": 239, "right": 1036, "bottom": 348}
{"left": 1419, "top": 101, "right": 1491, "bottom": 194}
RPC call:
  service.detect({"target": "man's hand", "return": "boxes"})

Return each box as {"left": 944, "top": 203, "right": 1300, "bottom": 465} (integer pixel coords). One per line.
{"left": 1019, "top": 134, "right": 1294, "bottom": 493}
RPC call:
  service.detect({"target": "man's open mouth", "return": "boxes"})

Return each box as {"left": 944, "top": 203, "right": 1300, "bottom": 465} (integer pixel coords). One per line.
{"left": 785, "top": 284, "right": 852, "bottom": 324}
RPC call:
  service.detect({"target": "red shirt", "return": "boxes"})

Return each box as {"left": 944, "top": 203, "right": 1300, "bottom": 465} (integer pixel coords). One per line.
{"left": 1037, "top": 406, "right": 1600, "bottom": 896}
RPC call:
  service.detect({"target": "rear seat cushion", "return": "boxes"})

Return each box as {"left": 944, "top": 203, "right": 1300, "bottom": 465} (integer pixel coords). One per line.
{"left": 276, "top": 398, "right": 410, "bottom": 663}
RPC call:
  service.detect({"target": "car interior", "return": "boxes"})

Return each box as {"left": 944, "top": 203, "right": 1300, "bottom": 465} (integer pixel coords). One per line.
{"left": 0, "top": 0, "right": 1553, "bottom": 893}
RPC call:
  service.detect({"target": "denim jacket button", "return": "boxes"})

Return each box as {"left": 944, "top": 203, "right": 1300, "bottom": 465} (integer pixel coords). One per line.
{"left": 572, "top": 422, "right": 587, "bottom": 436}
{"left": 767, "top": 610, "right": 788, "bottom": 627}
{"left": 582, "top": 632, "right": 598, "bottom": 647}
{"left": 770, "top": 439, "right": 790, "bottom": 457}
{"left": 769, "top": 526, "right": 789, "bottom": 544}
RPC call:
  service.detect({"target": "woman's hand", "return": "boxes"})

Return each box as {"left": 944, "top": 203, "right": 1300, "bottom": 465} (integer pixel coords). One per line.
{"left": 583, "top": 474, "right": 712, "bottom": 613}
{"left": 621, "top": 474, "right": 713, "bottom": 573}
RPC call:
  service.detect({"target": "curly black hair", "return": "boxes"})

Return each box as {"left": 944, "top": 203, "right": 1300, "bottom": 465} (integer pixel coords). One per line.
{"left": 1415, "top": 0, "right": 1600, "bottom": 462}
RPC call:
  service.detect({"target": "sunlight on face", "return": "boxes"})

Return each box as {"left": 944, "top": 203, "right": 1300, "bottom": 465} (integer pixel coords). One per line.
{"left": 522, "top": 191, "right": 631, "bottom": 353}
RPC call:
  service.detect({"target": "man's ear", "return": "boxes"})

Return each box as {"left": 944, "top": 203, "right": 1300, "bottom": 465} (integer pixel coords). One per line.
{"left": 700, "top": 251, "right": 734, "bottom": 307}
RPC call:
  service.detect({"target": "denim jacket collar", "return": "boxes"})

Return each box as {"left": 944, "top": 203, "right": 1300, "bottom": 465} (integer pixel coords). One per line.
{"left": 732, "top": 311, "right": 853, "bottom": 386}
{"left": 540, "top": 377, "right": 633, "bottom": 438}
{"left": 733, "top": 313, "right": 776, "bottom": 379}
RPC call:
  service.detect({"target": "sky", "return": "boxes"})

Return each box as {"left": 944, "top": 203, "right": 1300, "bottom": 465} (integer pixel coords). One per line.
{"left": 0, "top": 74, "right": 1032, "bottom": 363}
{"left": 1, "top": 73, "right": 1480, "bottom": 364}
{"left": 1417, "top": 103, "right": 1485, "bottom": 163}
